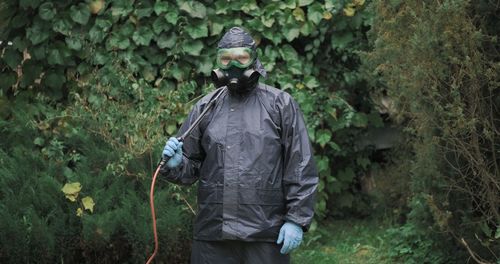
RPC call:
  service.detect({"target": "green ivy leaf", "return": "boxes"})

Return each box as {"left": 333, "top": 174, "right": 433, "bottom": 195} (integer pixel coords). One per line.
{"left": 156, "top": 33, "right": 177, "bottom": 49}
{"left": 92, "top": 50, "right": 108, "bottom": 65}
{"left": 38, "top": 2, "right": 56, "bottom": 21}
{"left": 185, "top": 23, "right": 208, "bottom": 39}
{"left": 210, "top": 21, "right": 224, "bottom": 36}
{"left": 165, "top": 10, "right": 179, "bottom": 24}
{"left": 48, "top": 49, "right": 64, "bottom": 65}
{"left": 325, "top": 0, "right": 336, "bottom": 10}
{"left": 95, "top": 17, "right": 112, "bottom": 31}
{"left": 10, "top": 36, "right": 27, "bottom": 52}
{"left": 262, "top": 29, "right": 282, "bottom": 45}
{"left": 152, "top": 16, "right": 169, "bottom": 35}
{"left": 119, "top": 22, "right": 135, "bottom": 36}
{"left": 326, "top": 174, "right": 337, "bottom": 183}
{"left": 132, "top": 26, "right": 154, "bottom": 46}
{"left": 51, "top": 42, "right": 72, "bottom": 65}
{"left": 298, "top": 0, "right": 315, "bottom": 7}
{"left": 87, "top": 21, "right": 109, "bottom": 45}
{"left": 283, "top": 25, "right": 300, "bottom": 42}
{"left": 135, "top": 6, "right": 153, "bottom": 18}
{"left": 197, "top": 55, "right": 213, "bottom": 76}
{"left": 292, "top": 7, "right": 305, "bottom": 22}
{"left": 214, "top": 0, "right": 230, "bottom": 14}
{"left": 70, "top": 3, "right": 91, "bottom": 25}
{"left": 316, "top": 129, "right": 331, "bottom": 148}
{"left": 182, "top": 40, "right": 203, "bottom": 56}
{"left": 261, "top": 15, "right": 275, "bottom": 28}
{"left": 247, "top": 17, "right": 264, "bottom": 32}
{"left": 0, "top": 72, "right": 17, "bottom": 89}
{"left": 307, "top": 3, "right": 324, "bottom": 25}
{"left": 106, "top": 33, "right": 130, "bottom": 50}
{"left": 10, "top": 13, "right": 28, "bottom": 29}
{"left": 53, "top": 18, "right": 73, "bottom": 36}
{"left": 316, "top": 156, "right": 330, "bottom": 172}
{"left": 154, "top": 1, "right": 169, "bottom": 15}
{"left": 170, "top": 64, "right": 185, "bottom": 81}
{"left": 279, "top": 0, "right": 296, "bottom": 9}
{"left": 277, "top": 74, "right": 293, "bottom": 91}
{"left": 111, "top": 4, "right": 133, "bottom": 18}
{"left": 27, "top": 23, "right": 50, "bottom": 45}
{"left": 89, "top": 26, "right": 106, "bottom": 43}
{"left": 142, "top": 67, "right": 156, "bottom": 82}
{"left": 304, "top": 76, "right": 320, "bottom": 89}
{"left": 279, "top": 44, "right": 298, "bottom": 61}
{"left": 20, "top": 60, "right": 43, "bottom": 87}
{"left": 300, "top": 21, "right": 313, "bottom": 36}
{"left": 66, "top": 37, "right": 82, "bottom": 50}
{"left": 328, "top": 141, "right": 341, "bottom": 151}
{"left": 288, "top": 60, "right": 303, "bottom": 75}
{"left": 178, "top": 0, "right": 206, "bottom": 18}
{"left": 3, "top": 49, "right": 22, "bottom": 69}
{"left": 241, "top": 0, "right": 258, "bottom": 14}
{"left": 43, "top": 70, "right": 66, "bottom": 89}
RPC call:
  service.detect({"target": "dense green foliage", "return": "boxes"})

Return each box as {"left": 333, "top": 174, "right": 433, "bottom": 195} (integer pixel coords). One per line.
{"left": 0, "top": 0, "right": 380, "bottom": 262}
{"left": 1, "top": 0, "right": 498, "bottom": 263}
{"left": 365, "top": 0, "right": 500, "bottom": 262}
{"left": 0, "top": 107, "right": 193, "bottom": 262}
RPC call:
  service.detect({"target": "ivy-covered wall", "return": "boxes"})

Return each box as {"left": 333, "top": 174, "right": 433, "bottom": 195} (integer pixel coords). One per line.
{"left": 1, "top": 0, "right": 379, "bottom": 262}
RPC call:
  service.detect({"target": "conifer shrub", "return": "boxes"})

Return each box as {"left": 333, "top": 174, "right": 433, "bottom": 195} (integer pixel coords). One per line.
{"left": 0, "top": 98, "right": 193, "bottom": 263}
{"left": 365, "top": 0, "right": 499, "bottom": 262}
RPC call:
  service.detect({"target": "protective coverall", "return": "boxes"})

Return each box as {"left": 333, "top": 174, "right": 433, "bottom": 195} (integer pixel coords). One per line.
{"left": 160, "top": 27, "right": 318, "bottom": 264}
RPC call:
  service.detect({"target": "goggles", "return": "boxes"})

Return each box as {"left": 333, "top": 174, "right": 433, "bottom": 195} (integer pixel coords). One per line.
{"left": 216, "top": 47, "right": 256, "bottom": 69}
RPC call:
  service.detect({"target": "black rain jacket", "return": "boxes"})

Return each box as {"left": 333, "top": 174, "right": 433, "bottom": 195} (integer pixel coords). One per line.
{"left": 160, "top": 84, "right": 318, "bottom": 242}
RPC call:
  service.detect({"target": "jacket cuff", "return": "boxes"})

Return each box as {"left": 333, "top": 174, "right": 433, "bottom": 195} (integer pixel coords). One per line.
{"left": 284, "top": 215, "right": 311, "bottom": 232}
{"left": 159, "top": 157, "right": 184, "bottom": 180}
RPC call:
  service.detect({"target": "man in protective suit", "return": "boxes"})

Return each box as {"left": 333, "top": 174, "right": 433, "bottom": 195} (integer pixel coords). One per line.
{"left": 160, "top": 27, "right": 318, "bottom": 264}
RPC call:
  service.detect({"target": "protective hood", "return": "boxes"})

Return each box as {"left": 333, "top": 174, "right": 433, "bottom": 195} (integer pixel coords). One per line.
{"left": 217, "top": 27, "right": 267, "bottom": 78}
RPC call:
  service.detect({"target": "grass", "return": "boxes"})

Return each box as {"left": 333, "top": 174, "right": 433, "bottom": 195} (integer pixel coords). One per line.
{"left": 292, "top": 217, "right": 396, "bottom": 264}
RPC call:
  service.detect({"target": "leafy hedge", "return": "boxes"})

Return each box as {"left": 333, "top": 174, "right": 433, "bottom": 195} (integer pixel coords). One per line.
{"left": 0, "top": 0, "right": 381, "bottom": 262}
{"left": 365, "top": 0, "right": 499, "bottom": 262}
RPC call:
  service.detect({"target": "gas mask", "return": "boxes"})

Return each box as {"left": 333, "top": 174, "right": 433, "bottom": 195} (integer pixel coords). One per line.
{"left": 211, "top": 67, "right": 260, "bottom": 93}
{"left": 211, "top": 47, "right": 260, "bottom": 93}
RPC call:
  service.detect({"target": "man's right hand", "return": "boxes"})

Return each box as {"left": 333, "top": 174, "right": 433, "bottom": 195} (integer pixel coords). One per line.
{"left": 162, "top": 137, "right": 183, "bottom": 168}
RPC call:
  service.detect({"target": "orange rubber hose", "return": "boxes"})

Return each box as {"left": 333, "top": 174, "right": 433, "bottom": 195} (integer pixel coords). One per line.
{"left": 146, "top": 164, "right": 162, "bottom": 264}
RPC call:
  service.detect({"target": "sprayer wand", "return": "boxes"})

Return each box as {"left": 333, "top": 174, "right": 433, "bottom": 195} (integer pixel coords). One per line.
{"left": 158, "top": 87, "right": 226, "bottom": 167}
{"left": 146, "top": 87, "right": 226, "bottom": 264}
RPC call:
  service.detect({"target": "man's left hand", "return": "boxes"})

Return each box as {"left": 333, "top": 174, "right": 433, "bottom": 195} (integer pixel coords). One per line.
{"left": 276, "top": 221, "right": 303, "bottom": 254}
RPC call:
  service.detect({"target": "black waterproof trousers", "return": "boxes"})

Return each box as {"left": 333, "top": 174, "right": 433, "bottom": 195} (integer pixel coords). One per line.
{"left": 190, "top": 240, "right": 290, "bottom": 264}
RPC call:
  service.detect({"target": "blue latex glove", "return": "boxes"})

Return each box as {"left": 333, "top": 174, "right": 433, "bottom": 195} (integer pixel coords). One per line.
{"left": 162, "top": 137, "right": 183, "bottom": 168}
{"left": 276, "top": 221, "right": 303, "bottom": 254}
